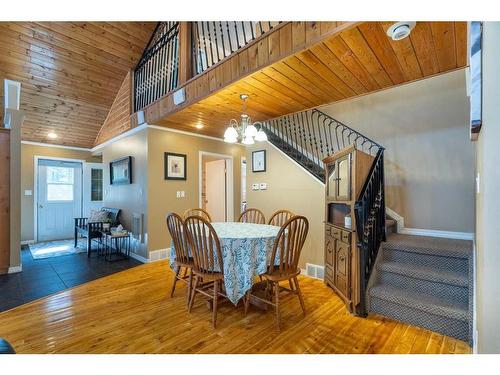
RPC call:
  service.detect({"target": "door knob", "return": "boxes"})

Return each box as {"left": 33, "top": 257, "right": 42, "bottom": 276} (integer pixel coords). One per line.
{"left": 39, "top": 204, "right": 44, "bottom": 208}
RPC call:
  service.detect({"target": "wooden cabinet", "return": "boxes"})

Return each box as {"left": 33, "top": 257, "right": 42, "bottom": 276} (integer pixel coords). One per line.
{"left": 323, "top": 145, "right": 374, "bottom": 314}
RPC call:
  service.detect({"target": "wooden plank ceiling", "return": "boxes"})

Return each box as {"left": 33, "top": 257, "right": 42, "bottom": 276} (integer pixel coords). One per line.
{"left": 0, "top": 22, "right": 156, "bottom": 148}
{"left": 155, "top": 21, "right": 468, "bottom": 138}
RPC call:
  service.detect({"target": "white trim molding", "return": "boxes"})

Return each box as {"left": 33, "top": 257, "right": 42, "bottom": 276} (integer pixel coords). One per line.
{"left": 129, "top": 248, "right": 170, "bottom": 264}
{"left": 22, "top": 140, "right": 92, "bottom": 152}
{"left": 91, "top": 124, "right": 148, "bottom": 153}
{"left": 8, "top": 265, "right": 22, "bottom": 274}
{"left": 398, "top": 228, "right": 474, "bottom": 241}
{"left": 386, "top": 207, "right": 405, "bottom": 232}
{"left": 21, "top": 239, "right": 35, "bottom": 246}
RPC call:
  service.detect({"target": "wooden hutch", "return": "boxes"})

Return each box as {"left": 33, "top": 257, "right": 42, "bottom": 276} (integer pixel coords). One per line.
{"left": 323, "top": 145, "right": 374, "bottom": 315}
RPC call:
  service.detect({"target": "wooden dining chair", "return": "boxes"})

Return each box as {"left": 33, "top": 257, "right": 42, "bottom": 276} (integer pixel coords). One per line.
{"left": 244, "top": 216, "right": 309, "bottom": 330}
{"left": 166, "top": 213, "right": 194, "bottom": 305}
{"left": 183, "top": 208, "right": 212, "bottom": 222}
{"left": 184, "top": 215, "right": 226, "bottom": 328}
{"left": 238, "top": 208, "right": 266, "bottom": 224}
{"left": 268, "top": 209, "right": 295, "bottom": 227}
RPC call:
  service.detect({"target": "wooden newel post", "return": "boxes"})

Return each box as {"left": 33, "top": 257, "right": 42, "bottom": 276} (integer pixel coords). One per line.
{"left": 178, "top": 21, "right": 193, "bottom": 85}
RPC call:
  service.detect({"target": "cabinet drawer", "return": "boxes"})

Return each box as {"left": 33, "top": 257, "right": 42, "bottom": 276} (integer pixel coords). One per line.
{"left": 335, "top": 242, "right": 349, "bottom": 277}
{"left": 335, "top": 274, "right": 349, "bottom": 298}
{"left": 331, "top": 227, "right": 341, "bottom": 240}
{"left": 325, "top": 235, "right": 334, "bottom": 266}
{"left": 341, "top": 231, "right": 351, "bottom": 244}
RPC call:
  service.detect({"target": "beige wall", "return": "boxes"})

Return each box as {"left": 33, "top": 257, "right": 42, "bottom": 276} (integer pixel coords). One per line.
{"left": 147, "top": 127, "right": 246, "bottom": 252}
{"left": 20, "top": 143, "right": 101, "bottom": 243}
{"left": 475, "top": 22, "right": 500, "bottom": 354}
{"left": 246, "top": 142, "right": 325, "bottom": 268}
{"left": 321, "top": 69, "right": 475, "bottom": 233}
{"left": 99, "top": 130, "right": 149, "bottom": 257}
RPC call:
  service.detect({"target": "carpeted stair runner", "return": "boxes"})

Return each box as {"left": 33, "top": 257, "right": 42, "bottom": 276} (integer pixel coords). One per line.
{"left": 368, "top": 233, "right": 473, "bottom": 344}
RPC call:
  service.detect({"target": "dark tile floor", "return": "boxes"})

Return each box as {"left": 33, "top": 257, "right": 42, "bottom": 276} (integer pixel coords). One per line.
{"left": 0, "top": 245, "right": 142, "bottom": 313}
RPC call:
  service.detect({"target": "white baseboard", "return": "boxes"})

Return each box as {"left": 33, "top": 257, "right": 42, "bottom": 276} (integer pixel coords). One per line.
{"left": 8, "top": 265, "right": 22, "bottom": 273}
{"left": 129, "top": 248, "right": 170, "bottom": 263}
{"left": 21, "top": 239, "right": 35, "bottom": 245}
{"left": 129, "top": 252, "right": 149, "bottom": 264}
{"left": 386, "top": 207, "right": 405, "bottom": 232}
{"left": 398, "top": 227, "right": 474, "bottom": 241}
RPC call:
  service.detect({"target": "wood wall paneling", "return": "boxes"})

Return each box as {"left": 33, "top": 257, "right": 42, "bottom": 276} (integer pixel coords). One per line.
{"left": 0, "top": 22, "right": 156, "bottom": 148}
{"left": 0, "top": 129, "right": 10, "bottom": 274}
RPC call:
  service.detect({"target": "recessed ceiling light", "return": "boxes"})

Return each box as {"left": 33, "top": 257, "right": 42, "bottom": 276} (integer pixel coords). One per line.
{"left": 47, "top": 132, "right": 58, "bottom": 139}
{"left": 195, "top": 123, "right": 204, "bottom": 129}
{"left": 386, "top": 22, "right": 416, "bottom": 41}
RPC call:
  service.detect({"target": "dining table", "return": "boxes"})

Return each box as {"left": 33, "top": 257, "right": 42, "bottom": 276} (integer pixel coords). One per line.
{"left": 170, "top": 221, "right": 281, "bottom": 305}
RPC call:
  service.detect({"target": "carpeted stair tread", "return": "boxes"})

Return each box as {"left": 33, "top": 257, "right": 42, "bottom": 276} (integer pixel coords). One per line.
{"left": 384, "top": 234, "right": 473, "bottom": 259}
{"left": 378, "top": 261, "right": 468, "bottom": 287}
{"left": 369, "top": 284, "right": 468, "bottom": 322}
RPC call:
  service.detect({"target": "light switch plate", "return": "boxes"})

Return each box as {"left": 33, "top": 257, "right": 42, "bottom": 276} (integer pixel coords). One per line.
{"left": 180, "top": 191, "right": 185, "bottom": 198}
{"left": 252, "top": 183, "right": 260, "bottom": 191}
{"left": 24, "top": 189, "right": 33, "bottom": 196}
{"left": 259, "top": 183, "right": 267, "bottom": 190}
{"left": 176, "top": 191, "right": 181, "bottom": 198}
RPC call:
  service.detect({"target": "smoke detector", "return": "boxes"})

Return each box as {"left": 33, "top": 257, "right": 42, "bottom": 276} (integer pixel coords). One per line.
{"left": 386, "top": 22, "right": 416, "bottom": 41}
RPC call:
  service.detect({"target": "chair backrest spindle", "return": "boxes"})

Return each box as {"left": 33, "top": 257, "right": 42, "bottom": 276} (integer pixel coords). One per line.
{"left": 166, "top": 213, "right": 191, "bottom": 265}
{"left": 238, "top": 208, "right": 266, "bottom": 224}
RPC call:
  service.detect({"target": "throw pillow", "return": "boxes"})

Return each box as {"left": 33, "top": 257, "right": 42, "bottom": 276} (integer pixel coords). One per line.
{"left": 89, "top": 209, "right": 109, "bottom": 223}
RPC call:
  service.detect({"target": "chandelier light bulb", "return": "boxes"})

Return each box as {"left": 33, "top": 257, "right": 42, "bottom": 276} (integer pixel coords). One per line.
{"left": 242, "top": 135, "right": 255, "bottom": 145}
{"left": 244, "top": 124, "right": 258, "bottom": 138}
{"left": 255, "top": 129, "right": 268, "bottom": 142}
{"left": 224, "top": 126, "right": 238, "bottom": 139}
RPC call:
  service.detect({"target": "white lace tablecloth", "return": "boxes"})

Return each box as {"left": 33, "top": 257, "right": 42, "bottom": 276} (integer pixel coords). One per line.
{"left": 170, "top": 222, "right": 280, "bottom": 304}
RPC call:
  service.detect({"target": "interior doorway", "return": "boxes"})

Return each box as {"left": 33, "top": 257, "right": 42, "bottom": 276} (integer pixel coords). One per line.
{"left": 199, "top": 152, "right": 234, "bottom": 222}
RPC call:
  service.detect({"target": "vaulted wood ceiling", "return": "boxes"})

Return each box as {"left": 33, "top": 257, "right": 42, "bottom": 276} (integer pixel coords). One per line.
{"left": 153, "top": 21, "right": 468, "bottom": 138}
{"left": 0, "top": 22, "right": 156, "bottom": 148}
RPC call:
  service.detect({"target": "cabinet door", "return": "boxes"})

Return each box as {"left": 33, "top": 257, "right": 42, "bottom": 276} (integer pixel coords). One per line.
{"left": 326, "top": 163, "right": 337, "bottom": 198}
{"left": 325, "top": 233, "right": 334, "bottom": 267}
{"left": 336, "top": 155, "right": 351, "bottom": 200}
{"left": 334, "top": 242, "right": 351, "bottom": 299}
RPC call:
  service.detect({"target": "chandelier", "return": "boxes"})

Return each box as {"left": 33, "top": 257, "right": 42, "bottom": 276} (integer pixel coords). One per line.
{"left": 223, "top": 94, "right": 267, "bottom": 145}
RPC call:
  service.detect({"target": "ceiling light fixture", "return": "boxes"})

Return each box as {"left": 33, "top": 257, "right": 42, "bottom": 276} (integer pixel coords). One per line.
{"left": 47, "top": 132, "right": 58, "bottom": 139}
{"left": 386, "top": 21, "right": 416, "bottom": 41}
{"left": 223, "top": 94, "right": 267, "bottom": 145}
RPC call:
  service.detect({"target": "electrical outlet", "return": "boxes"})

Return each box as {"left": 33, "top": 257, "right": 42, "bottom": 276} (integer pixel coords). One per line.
{"left": 259, "top": 183, "right": 267, "bottom": 190}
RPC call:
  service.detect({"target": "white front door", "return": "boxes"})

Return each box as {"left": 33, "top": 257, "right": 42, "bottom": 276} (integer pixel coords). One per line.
{"left": 83, "top": 162, "right": 104, "bottom": 218}
{"left": 205, "top": 159, "right": 227, "bottom": 222}
{"left": 37, "top": 159, "right": 83, "bottom": 242}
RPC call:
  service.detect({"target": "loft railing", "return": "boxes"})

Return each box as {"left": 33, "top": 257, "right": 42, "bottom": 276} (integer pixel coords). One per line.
{"left": 261, "top": 109, "right": 382, "bottom": 181}
{"left": 354, "top": 149, "right": 386, "bottom": 317}
{"left": 134, "top": 22, "right": 180, "bottom": 112}
{"left": 191, "top": 21, "right": 281, "bottom": 75}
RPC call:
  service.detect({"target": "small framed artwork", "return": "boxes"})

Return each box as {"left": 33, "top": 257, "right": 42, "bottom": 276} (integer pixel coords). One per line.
{"left": 252, "top": 150, "right": 266, "bottom": 173}
{"left": 164, "top": 152, "right": 187, "bottom": 180}
{"left": 110, "top": 156, "right": 132, "bottom": 185}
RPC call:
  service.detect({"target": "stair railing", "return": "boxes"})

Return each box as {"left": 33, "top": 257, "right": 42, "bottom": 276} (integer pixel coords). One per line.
{"left": 191, "top": 22, "right": 281, "bottom": 75}
{"left": 261, "top": 109, "right": 383, "bottom": 181}
{"left": 354, "top": 148, "right": 386, "bottom": 317}
{"left": 134, "top": 22, "right": 180, "bottom": 112}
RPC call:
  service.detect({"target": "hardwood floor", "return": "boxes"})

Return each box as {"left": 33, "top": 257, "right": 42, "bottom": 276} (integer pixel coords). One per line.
{"left": 0, "top": 260, "right": 471, "bottom": 354}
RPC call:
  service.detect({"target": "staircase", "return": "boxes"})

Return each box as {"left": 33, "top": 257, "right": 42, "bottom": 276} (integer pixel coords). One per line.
{"left": 262, "top": 108, "right": 473, "bottom": 345}
{"left": 368, "top": 233, "right": 474, "bottom": 344}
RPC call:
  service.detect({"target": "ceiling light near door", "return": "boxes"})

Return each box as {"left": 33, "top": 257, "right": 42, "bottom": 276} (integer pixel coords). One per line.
{"left": 195, "top": 123, "right": 204, "bottom": 129}
{"left": 223, "top": 94, "right": 267, "bottom": 145}
{"left": 47, "top": 132, "right": 58, "bottom": 139}
{"left": 386, "top": 21, "right": 416, "bottom": 41}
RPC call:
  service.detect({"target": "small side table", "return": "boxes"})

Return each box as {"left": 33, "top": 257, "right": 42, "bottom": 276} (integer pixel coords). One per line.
{"left": 102, "top": 231, "right": 131, "bottom": 262}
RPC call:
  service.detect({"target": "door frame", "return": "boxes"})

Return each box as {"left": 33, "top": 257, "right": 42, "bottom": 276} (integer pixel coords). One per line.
{"left": 33, "top": 155, "right": 86, "bottom": 242}
{"left": 198, "top": 151, "right": 234, "bottom": 222}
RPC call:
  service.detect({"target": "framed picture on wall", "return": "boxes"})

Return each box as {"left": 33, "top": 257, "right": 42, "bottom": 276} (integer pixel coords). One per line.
{"left": 252, "top": 150, "right": 266, "bottom": 172}
{"left": 110, "top": 156, "right": 132, "bottom": 185}
{"left": 164, "top": 152, "right": 187, "bottom": 180}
